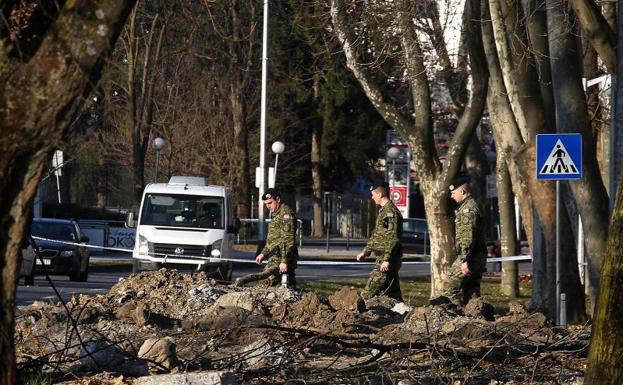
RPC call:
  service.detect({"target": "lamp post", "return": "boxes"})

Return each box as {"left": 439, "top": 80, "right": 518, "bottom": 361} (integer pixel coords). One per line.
{"left": 257, "top": 0, "right": 270, "bottom": 242}
{"left": 271, "top": 141, "right": 285, "bottom": 186}
{"left": 387, "top": 147, "right": 400, "bottom": 199}
{"left": 153, "top": 137, "right": 165, "bottom": 183}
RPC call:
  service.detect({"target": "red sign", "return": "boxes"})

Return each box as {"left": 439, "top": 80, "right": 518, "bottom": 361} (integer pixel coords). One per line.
{"left": 389, "top": 186, "right": 407, "bottom": 206}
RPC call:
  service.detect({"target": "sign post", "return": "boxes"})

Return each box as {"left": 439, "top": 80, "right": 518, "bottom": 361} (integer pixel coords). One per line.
{"left": 536, "top": 133, "right": 582, "bottom": 326}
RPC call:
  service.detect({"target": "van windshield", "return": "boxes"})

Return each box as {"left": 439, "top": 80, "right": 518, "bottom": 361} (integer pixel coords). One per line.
{"left": 140, "top": 194, "right": 225, "bottom": 229}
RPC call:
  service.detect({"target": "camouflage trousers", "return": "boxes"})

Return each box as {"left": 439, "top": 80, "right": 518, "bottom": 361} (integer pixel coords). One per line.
{"left": 441, "top": 257, "right": 482, "bottom": 305}
{"left": 261, "top": 257, "right": 297, "bottom": 289}
{"left": 361, "top": 264, "right": 402, "bottom": 302}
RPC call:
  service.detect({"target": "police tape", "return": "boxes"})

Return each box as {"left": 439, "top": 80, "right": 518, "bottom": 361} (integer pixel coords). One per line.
{"left": 32, "top": 236, "right": 135, "bottom": 253}
{"left": 31, "top": 236, "right": 532, "bottom": 265}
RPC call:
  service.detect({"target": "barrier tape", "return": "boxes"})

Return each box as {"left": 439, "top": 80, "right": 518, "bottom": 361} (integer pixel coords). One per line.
{"left": 31, "top": 236, "right": 532, "bottom": 265}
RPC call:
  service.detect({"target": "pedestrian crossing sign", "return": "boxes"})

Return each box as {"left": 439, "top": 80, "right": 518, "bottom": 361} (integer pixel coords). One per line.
{"left": 536, "top": 134, "right": 582, "bottom": 180}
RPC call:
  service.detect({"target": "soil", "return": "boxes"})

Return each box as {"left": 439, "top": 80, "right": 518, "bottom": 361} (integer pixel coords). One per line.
{"left": 15, "top": 269, "right": 589, "bottom": 385}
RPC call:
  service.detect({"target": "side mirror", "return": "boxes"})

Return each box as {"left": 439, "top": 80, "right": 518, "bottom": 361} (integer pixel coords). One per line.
{"left": 125, "top": 212, "right": 136, "bottom": 228}
{"left": 79, "top": 235, "right": 90, "bottom": 243}
{"left": 227, "top": 218, "right": 241, "bottom": 234}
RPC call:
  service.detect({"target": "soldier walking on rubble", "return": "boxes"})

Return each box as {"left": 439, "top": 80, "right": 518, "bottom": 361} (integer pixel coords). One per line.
{"left": 439, "top": 174, "right": 487, "bottom": 305}
{"left": 356, "top": 182, "right": 404, "bottom": 301}
{"left": 255, "top": 188, "right": 299, "bottom": 289}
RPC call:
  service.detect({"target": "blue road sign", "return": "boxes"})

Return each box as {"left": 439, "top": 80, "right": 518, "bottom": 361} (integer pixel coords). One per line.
{"left": 536, "top": 134, "right": 582, "bottom": 180}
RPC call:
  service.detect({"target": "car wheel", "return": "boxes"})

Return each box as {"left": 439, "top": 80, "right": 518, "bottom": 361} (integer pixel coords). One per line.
{"left": 78, "top": 265, "right": 89, "bottom": 282}
{"left": 132, "top": 259, "right": 142, "bottom": 274}
{"left": 219, "top": 261, "right": 233, "bottom": 281}
{"left": 24, "top": 273, "right": 35, "bottom": 286}
{"left": 69, "top": 270, "right": 81, "bottom": 281}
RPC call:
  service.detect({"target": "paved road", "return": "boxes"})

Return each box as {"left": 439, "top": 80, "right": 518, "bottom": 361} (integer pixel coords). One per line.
{"left": 16, "top": 245, "right": 530, "bottom": 307}
{"left": 15, "top": 262, "right": 433, "bottom": 307}
{"left": 15, "top": 262, "right": 529, "bottom": 308}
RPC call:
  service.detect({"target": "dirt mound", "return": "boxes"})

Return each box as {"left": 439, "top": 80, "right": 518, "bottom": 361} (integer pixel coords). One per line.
{"left": 15, "top": 270, "right": 588, "bottom": 385}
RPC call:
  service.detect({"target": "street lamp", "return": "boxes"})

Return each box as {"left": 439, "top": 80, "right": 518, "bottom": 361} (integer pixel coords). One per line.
{"left": 257, "top": 0, "right": 270, "bottom": 242}
{"left": 387, "top": 147, "right": 400, "bottom": 197}
{"left": 153, "top": 137, "right": 165, "bottom": 183}
{"left": 271, "top": 141, "right": 285, "bottom": 186}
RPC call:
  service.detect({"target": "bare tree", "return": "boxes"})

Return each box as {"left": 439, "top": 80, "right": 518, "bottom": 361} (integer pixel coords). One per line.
{"left": 0, "top": 1, "right": 135, "bottom": 382}
{"left": 331, "top": 0, "right": 489, "bottom": 295}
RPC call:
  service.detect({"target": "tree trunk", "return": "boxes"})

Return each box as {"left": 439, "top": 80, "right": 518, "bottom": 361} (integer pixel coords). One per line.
{"left": 228, "top": 2, "right": 251, "bottom": 218}
{"left": 311, "top": 75, "right": 325, "bottom": 238}
{"left": 497, "top": 156, "right": 519, "bottom": 297}
{"left": 569, "top": 0, "right": 617, "bottom": 74}
{"left": 231, "top": 79, "right": 251, "bottom": 218}
{"left": 311, "top": 126, "right": 324, "bottom": 238}
{"left": 127, "top": 6, "right": 166, "bottom": 204}
{"left": 483, "top": 0, "right": 586, "bottom": 320}
{"left": 547, "top": 0, "right": 609, "bottom": 311}
{"left": 0, "top": 2, "right": 135, "bottom": 382}
{"left": 522, "top": 0, "right": 557, "bottom": 134}
{"left": 515, "top": 144, "right": 586, "bottom": 321}
{"left": 584, "top": 172, "right": 623, "bottom": 384}
{"left": 331, "top": 0, "right": 487, "bottom": 297}
{"left": 0, "top": 157, "right": 45, "bottom": 385}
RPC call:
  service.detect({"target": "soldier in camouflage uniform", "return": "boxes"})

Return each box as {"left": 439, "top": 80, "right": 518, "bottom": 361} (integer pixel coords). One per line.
{"left": 357, "top": 182, "right": 404, "bottom": 301}
{"left": 442, "top": 175, "right": 487, "bottom": 305}
{"left": 255, "top": 188, "right": 298, "bottom": 288}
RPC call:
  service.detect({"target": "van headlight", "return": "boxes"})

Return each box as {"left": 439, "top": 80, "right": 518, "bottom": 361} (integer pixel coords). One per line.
{"left": 210, "top": 240, "right": 222, "bottom": 257}
{"left": 138, "top": 235, "right": 149, "bottom": 255}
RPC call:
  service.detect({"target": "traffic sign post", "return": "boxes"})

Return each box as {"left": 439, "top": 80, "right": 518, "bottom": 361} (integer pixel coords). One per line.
{"left": 536, "top": 134, "right": 583, "bottom": 327}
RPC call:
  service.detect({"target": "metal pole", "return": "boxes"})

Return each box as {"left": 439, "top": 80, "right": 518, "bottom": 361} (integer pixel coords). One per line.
{"left": 154, "top": 150, "right": 160, "bottom": 183}
{"left": 578, "top": 216, "right": 585, "bottom": 286}
{"left": 325, "top": 192, "right": 330, "bottom": 253}
{"left": 346, "top": 209, "right": 350, "bottom": 250}
{"left": 392, "top": 160, "right": 396, "bottom": 196}
{"left": 514, "top": 197, "right": 521, "bottom": 241}
{"left": 273, "top": 153, "right": 279, "bottom": 187}
{"left": 560, "top": 293, "right": 567, "bottom": 328}
{"left": 258, "top": 0, "right": 270, "bottom": 242}
{"left": 556, "top": 180, "right": 561, "bottom": 325}
{"left": 55, "top": 172, "right": 62, "bottom": 204}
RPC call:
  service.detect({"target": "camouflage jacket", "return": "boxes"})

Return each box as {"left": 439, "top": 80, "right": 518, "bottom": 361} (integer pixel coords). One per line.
{"left": 262, "top": 203, "right": 298, "bottom": 264}
{"left": 454, "top": 195, "right": 487, "bottom": 271}
{"left": 363, "top": 200, "right": 403, "bottom": 263}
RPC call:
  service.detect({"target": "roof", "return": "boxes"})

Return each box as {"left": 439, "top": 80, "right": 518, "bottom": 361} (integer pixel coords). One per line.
{"left": 34, "top": 218, "right": 76, "bottom": 225}
{"left": 143, "top": 182, "right": 228, "bottom": 197}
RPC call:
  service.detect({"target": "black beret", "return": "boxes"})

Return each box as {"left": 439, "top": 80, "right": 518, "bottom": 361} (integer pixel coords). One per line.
{"left": 262, "top": 188, "right": 281, "bottom": 200}
{"left": 449, "top": 174, "right": 469, "bottom": 191}
{"left": 369, "top": 181, "right": 390, "bottom": 191}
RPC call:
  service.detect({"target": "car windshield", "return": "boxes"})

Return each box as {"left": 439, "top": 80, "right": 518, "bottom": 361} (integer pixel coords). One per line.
{"left": 140, "top": 193, "right": 225, "bottom": 229}
{"left": 403, "top": 218, "right": 427, "bottom": 234}
{"left": 32, "top": 222, "right": 76, "bottom": 242}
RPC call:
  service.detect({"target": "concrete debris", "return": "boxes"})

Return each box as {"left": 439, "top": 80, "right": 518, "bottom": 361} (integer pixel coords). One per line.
{"left": 390, "top": 302, "right": 412, "bottom": 315}
{"left": 188, "top": 285, "right": 225, "bottom": 303}
{"left": 79, "top": 340, "right": 127, "bottom": 370}
{"left": 14, "top": 268, "right": 587, "bottom": 385}
{"left": 137, "top": 337, "right": 178, "bottom": 373}
{"left": 133, "top": 372, "right": 238, "bottom": 385}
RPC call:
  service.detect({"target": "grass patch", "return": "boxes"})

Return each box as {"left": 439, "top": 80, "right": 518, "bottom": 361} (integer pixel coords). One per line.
{"left": 233, "top": 244, "right": 258, "bottom": 252}
{"left": 299, "top": 274, "right": 532, "bottom": 313}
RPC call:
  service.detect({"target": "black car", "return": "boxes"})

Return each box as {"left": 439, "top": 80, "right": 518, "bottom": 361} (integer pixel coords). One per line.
{"left": 401, "top": 218, "right": 429, "bottom": 255}
{"left": 22, "top": 218, "right": 91, "bottom": 283}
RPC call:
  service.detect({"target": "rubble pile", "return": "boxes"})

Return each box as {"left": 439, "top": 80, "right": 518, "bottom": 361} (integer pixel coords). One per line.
{"left": 15, "top": 269, "right": 589, "bottom": 385}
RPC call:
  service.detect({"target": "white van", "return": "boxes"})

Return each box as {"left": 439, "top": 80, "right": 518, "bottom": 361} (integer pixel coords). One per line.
{"left": 131, "top": 176, "right": 239, "bottom": 280}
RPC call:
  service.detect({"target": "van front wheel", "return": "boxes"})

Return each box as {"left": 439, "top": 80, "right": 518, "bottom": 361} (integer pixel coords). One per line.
{"left": 220, "top": 261, "right": 233, "bottom": 281}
